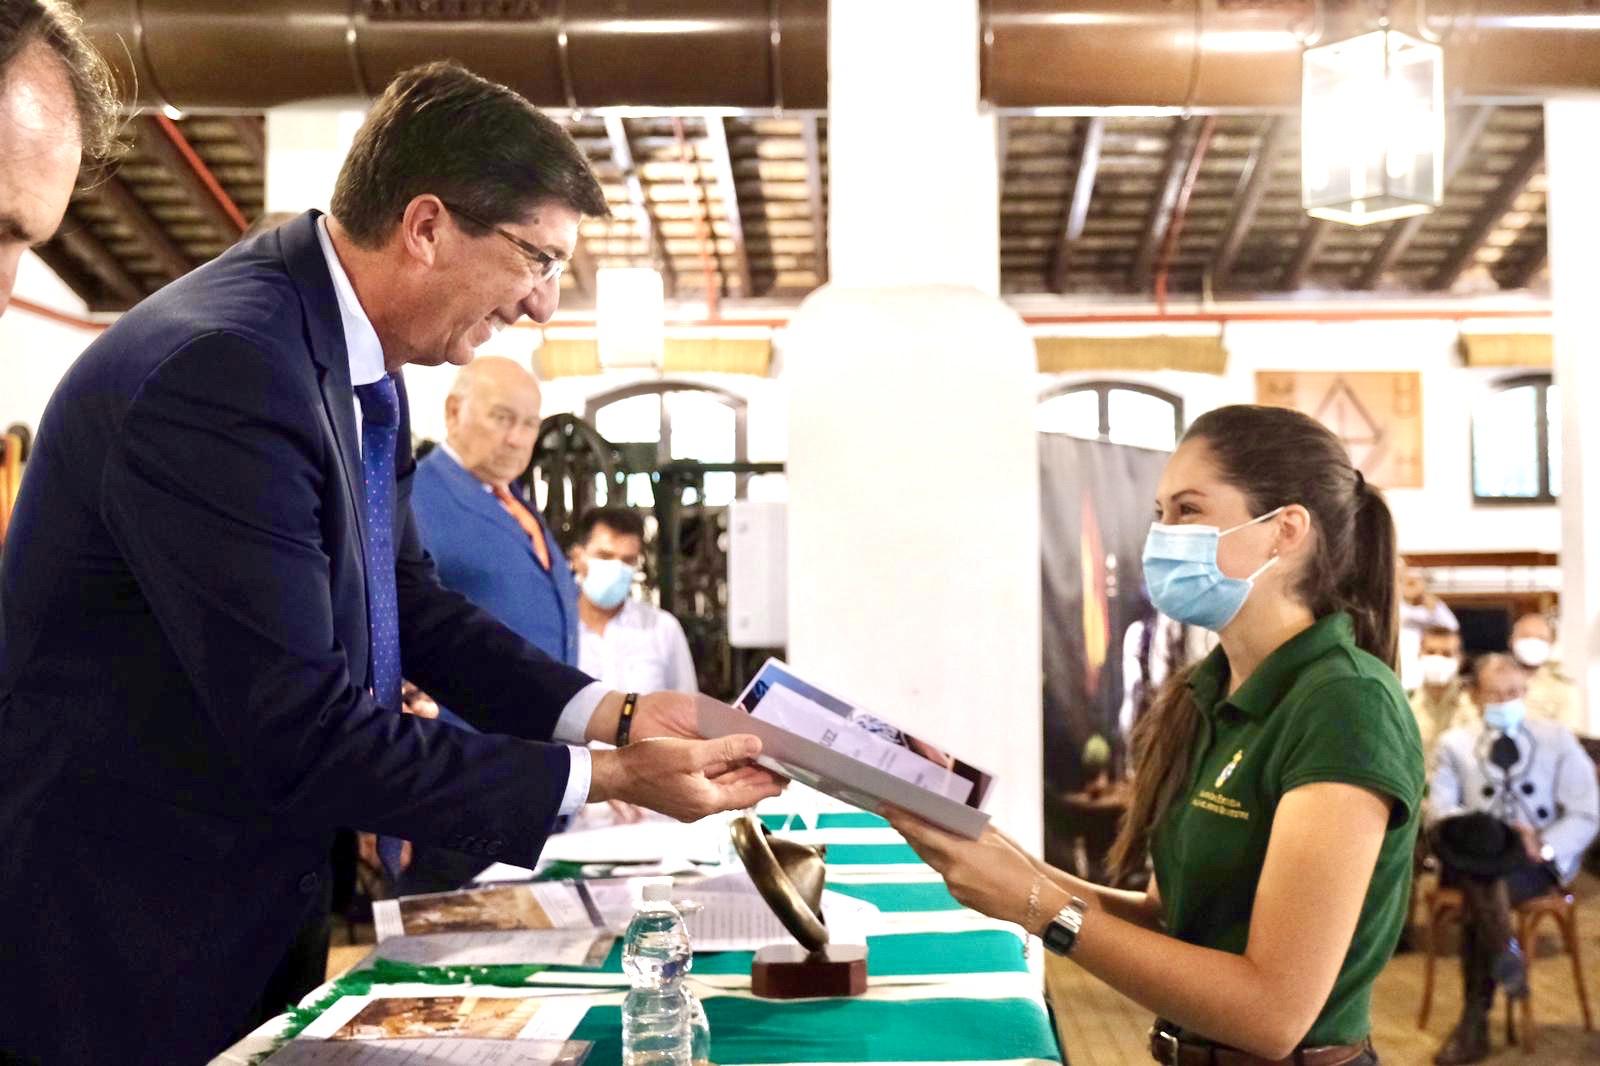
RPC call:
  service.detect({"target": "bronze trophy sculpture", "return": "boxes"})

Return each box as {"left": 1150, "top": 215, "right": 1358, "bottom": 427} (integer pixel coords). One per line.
{"left": 728, "top": 812, "right": 868, "bottom": 998}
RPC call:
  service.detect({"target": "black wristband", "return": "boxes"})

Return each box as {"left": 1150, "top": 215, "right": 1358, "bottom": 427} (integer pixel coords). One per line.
{"left": 615, "top": 692, "right": 640, "bottom": 747}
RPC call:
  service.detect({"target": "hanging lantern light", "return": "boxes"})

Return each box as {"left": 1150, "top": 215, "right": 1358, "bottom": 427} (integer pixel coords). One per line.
{"left": 1301, "top": 21, "right": 1444, "bottom": 226}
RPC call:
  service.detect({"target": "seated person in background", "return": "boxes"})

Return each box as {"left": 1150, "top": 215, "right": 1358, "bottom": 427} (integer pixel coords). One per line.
{"left": 1427, "top": 653, "right": 1599, "bottom": 1065}
{"left": 1409, "top": 625, "right": 1476, "bottom": 762}
{"left": 1399, "top": 560, "right": 1459, "bottom": 693}
{"left": 573, "top": 507, "right": 697, "bottom": 695}
{"left": 1509, "top": 612, "right": 1585, "bottom": 734}
{"left": 396, "top": 356, "right": 581, "bottom": 893}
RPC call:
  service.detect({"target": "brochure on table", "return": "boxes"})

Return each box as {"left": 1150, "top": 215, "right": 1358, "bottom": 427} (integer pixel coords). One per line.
{"left": 370, "top": 883, "right": 613, "bottom": 968}
{"left": 264, "top": 984, "right": 595, "bottom": 1064}
{"left": 697, "top": 659, "right": 994, "bottom": 839}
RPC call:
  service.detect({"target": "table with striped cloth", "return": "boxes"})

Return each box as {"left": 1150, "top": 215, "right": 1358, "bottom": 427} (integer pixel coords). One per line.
{"left": 213, "top": 812, "right": 1062, "bottom": 1066}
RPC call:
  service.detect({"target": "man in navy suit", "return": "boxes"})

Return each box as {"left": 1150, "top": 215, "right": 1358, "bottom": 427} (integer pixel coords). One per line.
{"left": 400, "top": 355, "right": 582, "bottom": 893}
{"left": 0, "top": 61, "right": 779, "bottom": 1065}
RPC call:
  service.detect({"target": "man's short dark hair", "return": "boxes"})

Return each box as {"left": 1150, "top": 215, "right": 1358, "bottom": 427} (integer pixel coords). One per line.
{"left": 1421, "top": 625, "right": 1460, "bottom": 642}
{"left": 331, "top": 61, "right": 609, "bottom": 247}
{"left": 576, "top": 507, "right": 646, "bottom": 547}
{"left": 0, "top": 1, "right": 123, "bottom": 168}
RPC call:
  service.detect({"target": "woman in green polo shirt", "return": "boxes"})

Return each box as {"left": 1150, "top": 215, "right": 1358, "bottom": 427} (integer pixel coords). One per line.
{"left": 889, "top": 404, "right": 1424, "bottom": 1066}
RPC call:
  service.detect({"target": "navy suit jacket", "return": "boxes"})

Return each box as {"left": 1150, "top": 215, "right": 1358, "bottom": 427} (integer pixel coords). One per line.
{"left": 0, "top": 212, "right": 596, "bottom": 1065}
{"left": 412, "top": 448, "right": 580, "bottom": 666}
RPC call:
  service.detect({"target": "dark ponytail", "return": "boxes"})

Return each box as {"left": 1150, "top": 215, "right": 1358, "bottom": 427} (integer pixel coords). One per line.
{"left": 1343, "top": 479, "right": 1399, "bottom": 669}
{"left": 1108, "top": 404, "right": 1398, "bottom": 879}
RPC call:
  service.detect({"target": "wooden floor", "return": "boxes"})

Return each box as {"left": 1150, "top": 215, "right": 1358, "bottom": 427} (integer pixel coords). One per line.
{"left": 1046, "top": 874, "right": 1600, "bottom": 1066}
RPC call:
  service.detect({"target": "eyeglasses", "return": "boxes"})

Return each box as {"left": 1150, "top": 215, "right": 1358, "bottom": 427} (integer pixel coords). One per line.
{"left": 440, "top": 201, "right": 567, "bottom": 284}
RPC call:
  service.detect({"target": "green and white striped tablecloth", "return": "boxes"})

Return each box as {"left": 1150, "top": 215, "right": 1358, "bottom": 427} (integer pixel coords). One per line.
{"left": 214, "top": 812, "right": 1062, "bottom": 1066}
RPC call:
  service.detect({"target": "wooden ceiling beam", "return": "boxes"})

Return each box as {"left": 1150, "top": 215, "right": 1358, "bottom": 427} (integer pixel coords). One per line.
{"left": 1129, "top": 117, "right": 1194, "bottom": 292}
{"left": 227, "top": 116, "right": 266, "bottom": 169}
{"left": 1051, "top": 117, "right": 1103, "bottom": 295}
{"left": 603, "top": 115, "right": 676, "bottom": 297}
{"left": 1211, "top": 116, "right": 1290, "bottom": 291}
{"left": 1354, "top": 106, "right": 1496, "bottom": 290}
{"left": 96, "top": 174, "right": 195, "bottom": 282}
{"left": 1280, "top": 219, "right": 1331, "bottom": 290}
{"left": 704, "top": 115, "right": 754, "bottom": 300}
{"left": 137, "top": 115, "right": 249, "bottom": 239}
{"left": 1494, "top": 242, "right": 1548, "bottom": 291}
{"left": 800, "top": 114, "right": 828, "bottom": 284}
{"left": 1429, "top": 128, "right": 1545, "bottom": 292}
{"left": 55, "top": 217, "right": 145, "bottom": 307}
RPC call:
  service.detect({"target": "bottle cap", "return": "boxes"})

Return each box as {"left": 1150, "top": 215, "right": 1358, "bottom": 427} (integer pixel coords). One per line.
{"left": 642, "top": 882, "right": 674, "bottom": 902}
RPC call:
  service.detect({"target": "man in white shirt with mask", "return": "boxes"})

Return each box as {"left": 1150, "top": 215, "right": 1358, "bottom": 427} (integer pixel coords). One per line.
{"left": 1409, "top": 625, "right": 1475, "bottom": 762}
{"left": 573, "top": 506, "right": 698, "bottom": 695}
{"left": 1509, "top": 613, "right": 1585, "bottom": 734}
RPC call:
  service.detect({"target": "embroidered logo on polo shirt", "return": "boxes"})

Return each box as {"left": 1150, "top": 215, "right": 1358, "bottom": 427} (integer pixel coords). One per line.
{"left": 1215, "top": 749, "right": 1244, "bottom": 789}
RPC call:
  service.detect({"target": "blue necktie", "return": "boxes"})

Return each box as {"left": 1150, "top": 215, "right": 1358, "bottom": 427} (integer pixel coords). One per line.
{"left": 354, "top": 376, "right": 407, "bottom": 881}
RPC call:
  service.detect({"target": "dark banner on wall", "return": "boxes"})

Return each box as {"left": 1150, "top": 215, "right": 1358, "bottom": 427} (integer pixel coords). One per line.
{"left": 1039, "top": 433, "right": 1169, "bottom": 867}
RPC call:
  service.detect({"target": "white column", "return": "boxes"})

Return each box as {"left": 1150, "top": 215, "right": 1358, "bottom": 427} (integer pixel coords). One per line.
{"left": 264, "top": 108, "right": 367, "bottom": 214}
{"left": 785, "top": 1, "right": 1042, "bottom": 848}
{"left": 1547, "top": 99, "right": 1600, "bottom": 736}
{"left": 825, "top": 0, "right": 1000, "bottom": 295}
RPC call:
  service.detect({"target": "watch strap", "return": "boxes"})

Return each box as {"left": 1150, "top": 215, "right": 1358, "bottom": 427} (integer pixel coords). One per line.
{"left": 1042, "top": 896, "right": 1088, "bottom": 957}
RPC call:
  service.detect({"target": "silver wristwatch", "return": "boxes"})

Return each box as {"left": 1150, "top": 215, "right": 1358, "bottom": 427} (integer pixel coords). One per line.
{"left": 1041, "top": 896, "right": 1089, "bottom": 957}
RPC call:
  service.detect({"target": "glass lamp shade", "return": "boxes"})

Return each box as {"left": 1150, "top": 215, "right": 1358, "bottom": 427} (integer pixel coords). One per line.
{"left": 596, "top": 266, "right": 665, "bottom": 369}
{"left": 1301, "top": 28, "right": 1444, "bottom": 227}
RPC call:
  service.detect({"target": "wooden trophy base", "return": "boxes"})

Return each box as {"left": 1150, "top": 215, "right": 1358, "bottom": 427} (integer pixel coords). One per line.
{"left": 751, "top": 943, "right": 868, "bottom": 999}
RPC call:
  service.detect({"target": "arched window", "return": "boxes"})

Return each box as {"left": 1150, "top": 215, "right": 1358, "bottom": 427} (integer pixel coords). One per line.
{"left": 1036, "top": 380, "right": 1185, "bottom": 451}
{"left": 585, "top": 381, "right": 749, "bottom": 507}
{"left": 1472, "top": 373, "right": 1558, "bottom": 504}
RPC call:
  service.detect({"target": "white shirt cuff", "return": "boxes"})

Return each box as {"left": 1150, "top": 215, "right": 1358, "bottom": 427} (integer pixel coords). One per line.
{"left": 555, "top": 681, "right": 612, "bottom": 744}
{"left": 559, "top": 745, "right": 593, "bottom": 816}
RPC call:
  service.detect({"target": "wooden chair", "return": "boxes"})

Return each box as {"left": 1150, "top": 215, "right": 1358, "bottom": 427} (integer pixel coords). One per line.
{"left": 1418, "top": 885, "right": 1595, "bottom": 1053}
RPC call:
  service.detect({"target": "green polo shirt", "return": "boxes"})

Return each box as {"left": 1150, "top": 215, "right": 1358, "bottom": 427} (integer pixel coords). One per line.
{"left": 1150, "top": 612, "right": 1424, "bottom": 1048}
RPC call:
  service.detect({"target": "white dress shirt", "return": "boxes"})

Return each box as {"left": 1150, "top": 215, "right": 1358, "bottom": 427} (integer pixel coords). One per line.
{"left": 579, "top": 598, "right": 698, "bottom": 695}
{"left": 314, "top": 216, "right": 606, "bottom": 814}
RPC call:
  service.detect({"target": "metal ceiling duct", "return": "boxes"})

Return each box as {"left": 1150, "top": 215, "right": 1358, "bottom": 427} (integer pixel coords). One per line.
{"left": 983, "top": 1, "right": 1600, "bottom": 109}
{"left": 80, "top": 0, "right": 825, "bottom": 113}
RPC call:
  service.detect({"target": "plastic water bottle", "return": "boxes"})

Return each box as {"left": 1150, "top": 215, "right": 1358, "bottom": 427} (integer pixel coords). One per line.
{"left": 621, "top": 883, "right": 692, "bottom": 1066}
{"left": 685, "top": 985, "right": 711, "bottom": 1064}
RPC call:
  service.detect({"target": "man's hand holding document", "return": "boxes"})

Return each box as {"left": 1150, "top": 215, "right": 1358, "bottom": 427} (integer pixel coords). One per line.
{"left": 695, "top": 659, "right": 995, "bottom": 839}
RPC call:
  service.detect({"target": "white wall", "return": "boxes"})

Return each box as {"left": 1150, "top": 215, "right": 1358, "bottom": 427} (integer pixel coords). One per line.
{"left": 2, "top": 284, "right": 1557, "bottom": 559}
{"left": 1033, "top": 317, "right": 1559, "bottom": 555}
{"left": 400, "top": 329, "right": 789, "bottom": 466}
{"left": 0, "top": 253, "right": 100, "bottom": 431}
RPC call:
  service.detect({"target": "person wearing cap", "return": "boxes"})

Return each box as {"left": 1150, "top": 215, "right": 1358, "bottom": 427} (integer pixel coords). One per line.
{"left": 1426, "top": 653, "right": 1599, "bottom": 1064}
{"left": 1508, "top": 613, "right": 1585, "bottom": 734}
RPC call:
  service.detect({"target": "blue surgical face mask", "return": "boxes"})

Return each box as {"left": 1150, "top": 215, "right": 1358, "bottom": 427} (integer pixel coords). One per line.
{"left": 581, "top": 557, "right": 636, "bottom": 610}
{"left": 1483, "top": 698, "right": 1527, "bottom": 734}
{"left": 1141, "top": 507, "right": 1285, "bottom": 632}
